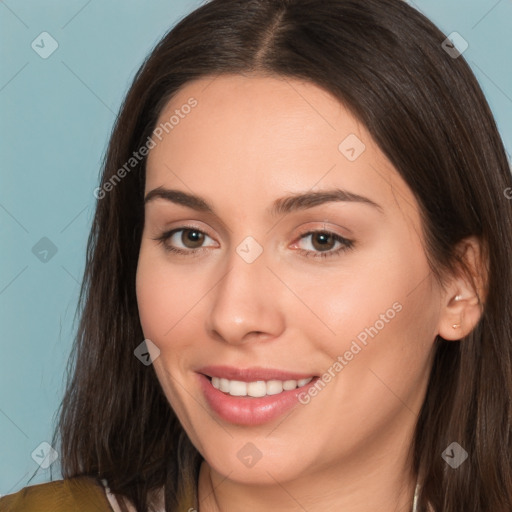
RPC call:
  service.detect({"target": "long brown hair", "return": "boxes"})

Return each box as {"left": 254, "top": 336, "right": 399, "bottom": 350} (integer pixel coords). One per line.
{"left": 52, "top": 0, "right": 512, "bottom": 510}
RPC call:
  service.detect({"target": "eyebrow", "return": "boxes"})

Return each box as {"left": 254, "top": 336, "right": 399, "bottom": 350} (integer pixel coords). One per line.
{"left": 143, "top": 186, "right": 384, "bottom": 216}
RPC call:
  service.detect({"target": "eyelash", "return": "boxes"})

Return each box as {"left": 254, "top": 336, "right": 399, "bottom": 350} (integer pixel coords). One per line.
{"left": 152, "top": 225, "right": 354, "bottom": 260}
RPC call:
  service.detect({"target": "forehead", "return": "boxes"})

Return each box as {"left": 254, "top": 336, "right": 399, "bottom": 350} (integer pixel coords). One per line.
{"left": 145, "top": 73, "right": 419, "bottom": 223}
{"left": 148, "top": 73, "right": 353, "bottom": 169}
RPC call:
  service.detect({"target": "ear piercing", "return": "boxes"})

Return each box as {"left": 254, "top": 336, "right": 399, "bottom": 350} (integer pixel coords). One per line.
{"left": 453, "top": 295, "right": 463, "bottom": 329}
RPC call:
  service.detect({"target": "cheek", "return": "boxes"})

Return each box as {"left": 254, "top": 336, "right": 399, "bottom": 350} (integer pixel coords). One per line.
{"left": 136, "top": 255, "right": 168, "bottom": 340}
{"left": 305, "top": 239, "right": 438, "bottom": 391}
{"left": 294, "top": 251, "right": 423, "bottom": 348}
{"left": 135, "top": 249, "right": 203, "bottom": 419}
{"left": 136, "top": 247, "right": 204, "bottom": 343}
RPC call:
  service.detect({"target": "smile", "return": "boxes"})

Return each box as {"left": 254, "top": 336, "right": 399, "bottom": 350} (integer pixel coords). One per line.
{"left": 209, "top": 376, "right": 314, "bottom": 397}
{"left": 198, "top": 368, "right": 320, "bottom": 425}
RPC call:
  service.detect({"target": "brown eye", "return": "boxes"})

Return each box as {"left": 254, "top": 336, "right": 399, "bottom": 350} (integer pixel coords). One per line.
{"left": 152, "top": 226, "right": 216, "bottom": 256}
{"left": 180, "top": 229, "right": 205, "bottom": 249}
{"left": 310, "top": 232, "right": 337, "bottom": 252}
{"left": 293, "top": 230, "right": 354, "bottom": 260}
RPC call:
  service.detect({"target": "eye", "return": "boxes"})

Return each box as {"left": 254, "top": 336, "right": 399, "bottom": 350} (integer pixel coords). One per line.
{"left": 152, "top": 226, "right": 354, "bottom": 260}
{"left": 292, "top": 230, "right": 354, "bottom": 259}
{"left": 152, "top": 226, "right": 216, "bottom": 256}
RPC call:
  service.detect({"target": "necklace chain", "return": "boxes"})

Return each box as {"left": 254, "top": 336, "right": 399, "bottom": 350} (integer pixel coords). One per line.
{"left": 412, "top": 480, "right": 420, "bottom": 512}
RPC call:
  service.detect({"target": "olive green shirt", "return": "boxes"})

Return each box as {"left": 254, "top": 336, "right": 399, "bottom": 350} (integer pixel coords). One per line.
{"left": 0, "top": 476, "right": 115, "bottom": 512}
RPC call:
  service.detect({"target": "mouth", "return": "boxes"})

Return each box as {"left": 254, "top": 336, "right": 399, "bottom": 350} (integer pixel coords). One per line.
{"left": 197, "top": 366, "right": 320, "bottom": 426}
{"left": 205, "top": 375, "right": 315, "bottom": 398}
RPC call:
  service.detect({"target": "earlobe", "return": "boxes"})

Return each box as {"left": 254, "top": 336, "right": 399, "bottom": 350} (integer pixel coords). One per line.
{"left": 437, "top": 237, "right": 487, "bottom": 341}
{"left": 450, "top": 295, "right": 463, "bottom": 329}
{"left": 438, "top": 292, "right": 483, "bottom": 341}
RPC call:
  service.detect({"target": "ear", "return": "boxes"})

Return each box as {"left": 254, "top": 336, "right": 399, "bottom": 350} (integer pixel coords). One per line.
{"left": 437, "top": 236, "right": 488, "bottom": 341}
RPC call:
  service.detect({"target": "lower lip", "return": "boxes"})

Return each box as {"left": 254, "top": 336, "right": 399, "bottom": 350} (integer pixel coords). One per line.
{"left": 198, "top": 373, "right": 319, "bottom": 426}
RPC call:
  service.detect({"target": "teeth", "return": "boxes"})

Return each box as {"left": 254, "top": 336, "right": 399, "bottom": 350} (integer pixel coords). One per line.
{"left": 219, "top": 378, "right": 230, "bottom": 393}
{"left": 266, "top": 380, "right": 283, "bottom": 395}
{"left": 247, "top": 381, "right": 266, "bottom": 397}
{"left": 210, "top": 376, "right": 313, "bottom": 397}
{"left": 283, "top": 379, "right": 298, "bottom": 390}
{"left": 229, "top": 380, "right": 247, "bottom": 396}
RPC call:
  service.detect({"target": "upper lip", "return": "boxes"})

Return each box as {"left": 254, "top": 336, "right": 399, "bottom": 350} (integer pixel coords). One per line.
{"left": 198, "top": 365, "right": 317, "bottom": 382}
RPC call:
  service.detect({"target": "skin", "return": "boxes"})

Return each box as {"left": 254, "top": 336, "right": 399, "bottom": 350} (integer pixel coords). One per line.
{"left": 135, "top": 73, "right": 483, "bottom": 512}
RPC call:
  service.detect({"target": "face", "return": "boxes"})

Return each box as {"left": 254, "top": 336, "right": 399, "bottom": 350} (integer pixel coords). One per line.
{"left": 136, "top": 74, "right": 442, "bottom": 486}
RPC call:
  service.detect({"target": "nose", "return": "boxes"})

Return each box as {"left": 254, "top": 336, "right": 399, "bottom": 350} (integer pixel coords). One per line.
{"left": 205, "top": 242, "right": 286, "bottom": 346}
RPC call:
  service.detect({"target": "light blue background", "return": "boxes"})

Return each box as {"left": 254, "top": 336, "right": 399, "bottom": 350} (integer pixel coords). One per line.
{"left": 1, "top": 0, "right": 511, "bottom": 496}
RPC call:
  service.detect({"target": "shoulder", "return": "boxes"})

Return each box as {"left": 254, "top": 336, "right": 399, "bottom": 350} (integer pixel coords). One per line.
{"left": 0, "top": 476, "right": 114, "bottom": 512}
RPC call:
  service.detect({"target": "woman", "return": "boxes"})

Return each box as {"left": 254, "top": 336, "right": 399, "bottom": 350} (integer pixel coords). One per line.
{"left": 2, "top": 0, "right": 511, "bottom": 510}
